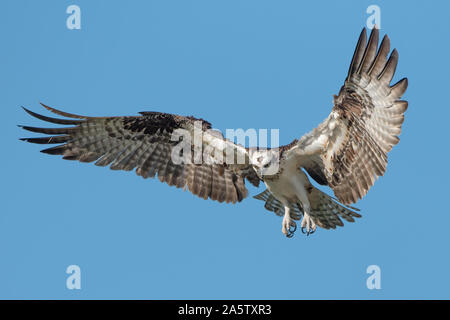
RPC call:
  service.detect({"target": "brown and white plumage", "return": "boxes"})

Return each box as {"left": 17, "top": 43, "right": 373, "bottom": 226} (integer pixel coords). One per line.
{"left": 20, "top": 27, "right": 408, "bottom": 237}
{"left": 20, "top": 104, "right": 260, "bottom": 204}
{"left": 284, "top": 27, "right": 408, "bottom": 205}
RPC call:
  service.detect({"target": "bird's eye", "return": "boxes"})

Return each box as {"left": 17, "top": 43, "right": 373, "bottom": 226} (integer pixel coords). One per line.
{"left": 263, "top": 163, "right": 271, "bottom": 168}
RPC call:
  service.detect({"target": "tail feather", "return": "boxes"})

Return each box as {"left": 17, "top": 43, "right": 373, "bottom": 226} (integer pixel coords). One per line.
{"left": 253, "top": 190, "right": 302, "bottom": 220}
{"left": 253, "top": 188, "right": 361, "bottom": 231}
{"left": 309, "top": 187, "right": 361, "bottom": 229}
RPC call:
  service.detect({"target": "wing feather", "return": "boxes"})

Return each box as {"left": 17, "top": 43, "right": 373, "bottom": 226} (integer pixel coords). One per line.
{"left": 284, "top": 27, "right": 408, "bottom": 205}
{"left": 20, "top": 104, "right": 260, "bottom": 204}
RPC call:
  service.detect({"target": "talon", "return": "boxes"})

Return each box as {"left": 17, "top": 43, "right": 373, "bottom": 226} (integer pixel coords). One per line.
{"left": 290, "top": 223, "right": 297, "bottom": 234}
{"left": 300, "top": 213, "right": 316, "bottom": 236}
{"left": 282, "top": 212, "right": 297, "bottom": 238}
{"left": 282, "top": 206, "right": 299, "bottom": 238}
{"left": 284, "top": 223, "right": 297, "bottom": 238}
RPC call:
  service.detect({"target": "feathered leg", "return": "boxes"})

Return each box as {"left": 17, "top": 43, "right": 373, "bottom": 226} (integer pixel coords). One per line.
{"left": 300, "top": 207, "right": 316, "bottom": 236}
{"left": 282, "top": 206, "right": 297, "bottom": 238}
{"left": 291, "top": 178, "right": 317, "bottom": 236}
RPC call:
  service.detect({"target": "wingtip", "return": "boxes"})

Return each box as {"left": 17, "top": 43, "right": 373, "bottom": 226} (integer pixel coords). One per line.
{"left": 360, "top": 27, "right": 367, "bottom": 38}
{"left": 390, "top": 48, "right": 399, "bottom": 62}
{"left": 39, "top": 102, "right": 50, "bottom": 110}
{"left": 380, "top": 34, "right": 390, "bottom": 47}
{"left": 40, "top": 102, "right": 61, "bottom": 114}
{"left": 38, "top": 102, "right": 89, "bottom": 119}
{"left": 22, "top": 106, "right": 35, "bottom": 117}
{"left": 398, "top": 77, "right": 408, "bottom": 87}
{"left": 370, "top": 25, "right": 380, "bottom": 37}
{"left": 40, "top": 102, "right": 62, "bottom": 115}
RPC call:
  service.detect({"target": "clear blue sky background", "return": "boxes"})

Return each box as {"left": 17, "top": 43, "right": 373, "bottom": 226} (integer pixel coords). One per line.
{"left": 1, "top": 0, "right": 449, "bottom": 299}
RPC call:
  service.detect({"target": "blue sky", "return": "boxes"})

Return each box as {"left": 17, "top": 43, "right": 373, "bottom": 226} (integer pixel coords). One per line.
{"left": 1, "top": 0, "right": 449, "bottom": 299}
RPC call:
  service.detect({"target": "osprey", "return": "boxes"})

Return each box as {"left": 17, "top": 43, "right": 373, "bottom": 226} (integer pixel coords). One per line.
{"left": 20, "top": 27, "right": 408, "bottom": 237}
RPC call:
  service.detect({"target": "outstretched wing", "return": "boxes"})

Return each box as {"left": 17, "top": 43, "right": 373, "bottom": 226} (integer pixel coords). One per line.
{"left": 283, "top": 27, "right": 408, "bottom": 205}
{"left": 20, "top": 104, "right": 260, "bottom": 204}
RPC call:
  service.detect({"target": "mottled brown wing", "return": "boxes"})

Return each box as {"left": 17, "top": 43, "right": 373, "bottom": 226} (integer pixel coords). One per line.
{"left": 285, "top": 27, "right": 408, "bottom": 205}
{"left": 20, "top": 104, "right": 260, "bottom": 204}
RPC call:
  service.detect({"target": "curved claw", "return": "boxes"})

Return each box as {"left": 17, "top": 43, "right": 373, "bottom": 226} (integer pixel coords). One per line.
{"left": 301, "top": 226, "right": 315, "bottom": 236}
{"left": 300, "top": 213, "right": 317, "bottom": 236}
{"left": 289, "top": 222, "right": 297, "bottom": 234}
{"left": 286, "top": 223, "right": 297, "bottom": 238}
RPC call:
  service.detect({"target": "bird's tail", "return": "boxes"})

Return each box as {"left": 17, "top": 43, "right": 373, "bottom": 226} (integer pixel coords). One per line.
{"left": 254, "top": 187, "right": 362, "bottom": 230}
{"left": 306, "top": 187, "right": 362, "bottom": 229}
{"left": 253, "top": 189, "right": 302, "bottom": 220}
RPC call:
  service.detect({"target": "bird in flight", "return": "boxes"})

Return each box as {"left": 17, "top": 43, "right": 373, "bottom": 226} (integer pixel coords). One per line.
{"left": 20, "top": 27, "right": 408, "bottom": 237}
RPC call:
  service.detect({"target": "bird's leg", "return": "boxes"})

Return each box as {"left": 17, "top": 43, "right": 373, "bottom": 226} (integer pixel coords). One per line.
{"left": 282, "top": 206, "right": 297, "bottom": 238}
{"left": 300, "top": 206, "right": 316, "bottom": 236}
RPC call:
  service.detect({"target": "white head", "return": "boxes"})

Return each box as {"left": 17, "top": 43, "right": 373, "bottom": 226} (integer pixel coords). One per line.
{"left": 250, "top": 149, "right": 280, "bottom": 178}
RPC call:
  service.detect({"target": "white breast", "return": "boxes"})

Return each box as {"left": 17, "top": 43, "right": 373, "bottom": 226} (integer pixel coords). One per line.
{"left": 264, "top": 165, "right": 310, "bottom": 205}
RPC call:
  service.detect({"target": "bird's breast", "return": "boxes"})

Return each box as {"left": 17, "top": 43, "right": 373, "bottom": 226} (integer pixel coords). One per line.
{"left": 263, "top": 166, "right": 306, "bottom": 202}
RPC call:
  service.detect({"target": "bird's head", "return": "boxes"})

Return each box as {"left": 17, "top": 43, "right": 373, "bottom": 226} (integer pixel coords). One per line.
{"left": 249, "top": 148, "right": 280, "bottom": 178}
